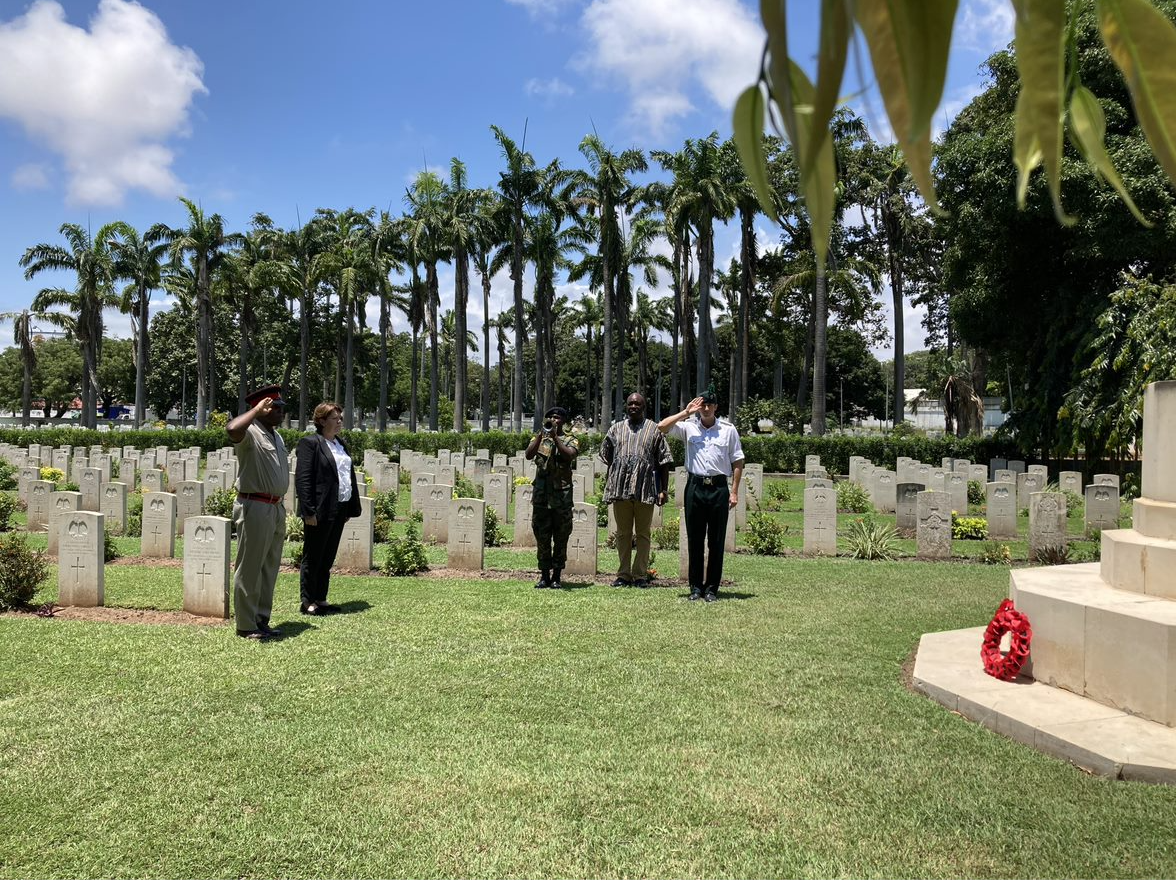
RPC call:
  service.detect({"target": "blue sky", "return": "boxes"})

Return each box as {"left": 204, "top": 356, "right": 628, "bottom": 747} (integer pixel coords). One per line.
{"left": 0, "top": 0, "right": 1015, "bottom": 360}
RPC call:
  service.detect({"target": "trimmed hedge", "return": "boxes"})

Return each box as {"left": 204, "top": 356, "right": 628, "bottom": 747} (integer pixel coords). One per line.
{"left": 0, "top": 424, "right": 1115, "bottom": 476}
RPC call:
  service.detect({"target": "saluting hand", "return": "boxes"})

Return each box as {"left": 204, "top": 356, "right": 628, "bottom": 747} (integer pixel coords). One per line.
{"left": 685, "top": 397, "right": 705, "bottom": 417}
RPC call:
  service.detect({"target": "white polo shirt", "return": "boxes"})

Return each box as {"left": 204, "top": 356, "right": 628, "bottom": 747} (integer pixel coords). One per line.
{"left": 669, "top": 417, "right": 744, "bottom": 477}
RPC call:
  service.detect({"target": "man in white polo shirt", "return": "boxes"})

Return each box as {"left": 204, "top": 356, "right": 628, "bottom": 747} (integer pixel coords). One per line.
{"left": 658, "top": 384, "right": 744, "bottom": 602}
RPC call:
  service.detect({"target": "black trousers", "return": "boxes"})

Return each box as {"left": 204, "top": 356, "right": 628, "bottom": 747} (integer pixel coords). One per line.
{"left": 532, "top": 503, "right": 573, "bottom": 571}
{"left": 684, "top": 475, "right": 729, "bottom": 590}
{"left": 300, "top": 515, "right": 347, "bottom": 605}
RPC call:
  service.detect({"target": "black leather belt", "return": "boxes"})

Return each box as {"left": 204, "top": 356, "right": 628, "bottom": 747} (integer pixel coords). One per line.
{"left": 689, "top": 474, "right": 727, "bottom": 486}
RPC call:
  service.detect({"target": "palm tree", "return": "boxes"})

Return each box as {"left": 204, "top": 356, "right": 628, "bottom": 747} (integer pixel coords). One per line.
{"left": 568, "top": 292, "right": 603, "bottom": 425}
{"left": 370, "top": 212, "right": 408, "bottom": 431}
{"left": 575, "top": 135, "right": 648, "bottom": 424}
{"left": 20, "top": 221, "right": 123, "bottom": 428}
{"left": 108, "top": 222, "right": 169, "bottom": 427}
{"left": 491, "top": 125, "right": 542, "bottom": 432}
{"left": 440, "top": 159, "right": 483, "bottom": 431}
{"left": 493, "top": 309, "right": 512, "bottom": 427}
{"left": 155, "top": 198, "right": 240, "bottom": 428}
{"left": 721, "top": 136, "right": 765, "bottom": 411}
{"left": 470, "top": 191, "right": 506, "bottom": 432}
{"left": 0, "top": 309, "right": 65, "bottom": 425}
{"left": 406, "top": 172, "right": 449, "bottom": 431}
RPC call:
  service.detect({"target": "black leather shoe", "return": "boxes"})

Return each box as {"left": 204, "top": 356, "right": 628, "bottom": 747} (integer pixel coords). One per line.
{"left": 631, "top": 578, "right": 649, "bottom": 588}
{"left": 550, "top": 575, "right": 562, "bottom": 589}
{"left": 258, "top": 620, "right": 282, "bottom": 637}
{"left": 688, "top": 587, "right": 703, "bottom": 601}
{"left": 704, "top": 589, "right": 718, "bottom": 603}
{"left": 236, "top": 630, "right": 272, "bottom": 641}
{"left": 535, "top": 577, "right": 550, "bottom": 589}
{"left": 612, "top": 577, "right": 630, "bottom": 587}
{"left": 300, "top": 603, "right": 321, "bottom": 615}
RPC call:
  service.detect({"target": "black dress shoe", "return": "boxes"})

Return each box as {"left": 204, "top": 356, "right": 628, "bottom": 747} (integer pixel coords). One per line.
{"left": 258, "top": 621, "right": 282, "bottom": 637}
{"left": 535, "top": 577, "right": 550, "bottom": 589}
{"left": 300, "top": 603, "right": 321, "bottom": 615}
{"left": 611, "top": 577, "right": 630, "bottom": 587}
{"left": 550, "top": 576, "right": 562, "bottom": 589}
{"left": 688, "top": 587, "right": 703, "bottom": 601}
{"left": 236, "top": 630, "right": 272, "bottom": 641}
{"left": 703, "top": 589, "right": 718, "bottom": 603}
{"left": 631, "top": 578, "right": 649, "bottom": 588}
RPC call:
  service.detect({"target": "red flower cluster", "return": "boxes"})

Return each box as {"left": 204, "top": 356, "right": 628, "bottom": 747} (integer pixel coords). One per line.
{"left": 981, "top": 598, "right": 1033, "bottom": 681}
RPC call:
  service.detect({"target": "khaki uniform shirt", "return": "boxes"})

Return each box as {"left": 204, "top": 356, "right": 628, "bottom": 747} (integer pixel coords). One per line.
{"left": 236, "top": 421, "right": 290, "bottom": 496}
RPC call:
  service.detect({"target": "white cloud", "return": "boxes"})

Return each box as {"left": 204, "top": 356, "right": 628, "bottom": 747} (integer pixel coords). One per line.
{"left": 524, "top": 77, "right": 575, "bottom": 99}
{"left": 0, "top": 0, "right": 206, "bottom": 206}
{"left": 11, "top": 162, "right": 50, "bottom": 190}
{"left": 505, "top": 0, "right": 578, "bottom": 16}
{"left": 957, "top": 0, "right": 1015, "bottom": 54}
{"left": 576, "top": 0, "right": 763, "bottom": 137}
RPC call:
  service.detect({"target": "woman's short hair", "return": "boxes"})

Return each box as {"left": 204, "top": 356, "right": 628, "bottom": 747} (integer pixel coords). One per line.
{"left": 312, "top": 402, "right": 342, "bottom": 433}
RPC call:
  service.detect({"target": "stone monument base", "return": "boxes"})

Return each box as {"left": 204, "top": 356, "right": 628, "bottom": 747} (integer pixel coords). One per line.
{"left": 913, "top": 626, "right": 1176, "bottom": 784}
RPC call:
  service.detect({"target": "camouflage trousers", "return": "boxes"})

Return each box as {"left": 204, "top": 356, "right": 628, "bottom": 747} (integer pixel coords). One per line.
{"left": 532, "top": 503, "right": 573, "bottom": 571}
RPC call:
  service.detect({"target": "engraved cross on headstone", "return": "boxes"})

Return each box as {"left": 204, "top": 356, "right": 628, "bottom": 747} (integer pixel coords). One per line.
{"left": 71, "top": 559, "right": 85, "bottom": 584}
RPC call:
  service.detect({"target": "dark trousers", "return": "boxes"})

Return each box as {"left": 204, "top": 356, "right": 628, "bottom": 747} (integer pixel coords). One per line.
{"left": 532, "top": 503, "right": 573, "bottom": 571}
{"left": 300, "top": 515, "right": 347, "bottom": 605}
{"left": 684, "top": 476, "right": 729, "bottom": 590}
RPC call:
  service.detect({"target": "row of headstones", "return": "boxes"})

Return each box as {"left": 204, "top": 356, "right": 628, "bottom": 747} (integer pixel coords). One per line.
{"left": 800, "top": 452, "right": 1122, "bottom": 556}
{"left": 26, "top": 481, "right": 207, "bottom": 547}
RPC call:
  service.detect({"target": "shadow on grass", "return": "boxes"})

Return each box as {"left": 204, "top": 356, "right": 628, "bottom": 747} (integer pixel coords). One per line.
{"left": 324, "top": 600, "right": 372, "bottom": 615}
{"left": 272, "top": 620, "right": 316, "bottom": 639}
{"left": 677, "top": 590, "right": 757, "bottom": 601}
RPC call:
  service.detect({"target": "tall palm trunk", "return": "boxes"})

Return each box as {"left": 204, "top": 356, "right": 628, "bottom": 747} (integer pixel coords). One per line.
{"left": 811, "top": 262, "right": 828, "bottom": 436}
{"left": 134, "top": 283, "right": 149, "bottom": 427}
{"left": 796, "top": 293, "right": 814, "bottom": 409}
{"left": 481, "top": 280, "right": 491, "bottom": 433}
{"left": 679, "top": 240, "right": 696, "bottom": 402}
{"left": 453, "top": 250, "right": 469, "bottom": 432}
{"left": 670, "top": 239, "right": 681, "bottom": 412}
{"left": 344, "top": 297, "right": 356, "bottom": 429}
{"left": 738, "top": 207, "right": 754, "bottom": 409}
{"left": 299, "top": 277, "right": 311, "bottom": 429}
{"left": 510, "top": 213, "right": 526, "bottom": 433}
{"left": 427, "top": 261, "right": 440, "bottom": 431}
{"left": 378, "top": 292, "right": 390, "bottom": 432}
{"left": 614, "top": 276, "right": 628, "bottom": 417}
{"left": 194, "top": 256, "right": 211, "bottom": 428}
{"left": 410, "top": 322, "right": 420, "bottom": 432}
{"left": 696, "top": 224, "right": 714, "bottom": 393}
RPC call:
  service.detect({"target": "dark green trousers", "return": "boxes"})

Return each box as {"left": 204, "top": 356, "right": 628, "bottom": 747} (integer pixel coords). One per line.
{"left": 532, "top": 504, "right": 573, "bottom": 571}
{"left": 684, "top": 475, "right": 729, "bottom": 589}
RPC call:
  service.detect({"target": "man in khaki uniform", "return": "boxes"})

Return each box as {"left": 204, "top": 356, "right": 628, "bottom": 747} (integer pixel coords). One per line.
{"left": 227, "top": 384, "right": 289, "bottom": 640}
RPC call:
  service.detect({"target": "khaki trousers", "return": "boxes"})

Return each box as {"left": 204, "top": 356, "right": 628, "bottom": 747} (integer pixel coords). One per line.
{"left": 232, "top": 498, "right": 286, "bottom": 632}
{"left": 612, "top": 499, "right": 655, "bottom": 581}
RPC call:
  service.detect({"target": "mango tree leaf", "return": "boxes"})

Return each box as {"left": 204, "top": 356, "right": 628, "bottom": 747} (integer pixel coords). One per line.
{"left": 807, "top": 0, "right": 852, "bottom": 162}
{"left": 1098, "top": 0, "right": 1176, "bottom": 188}
{"left": 788, "top": 59, "right": 837, "bottom": 269}
{"left": 852, "top": 0, "right": 950, "bottom": 210}
{"left": 1069, "top": 84, "right": 1151, "bottom": 225}
{"left": 1012, "top": 0, "right": 1072, "bottom": 224}
{"left": 732, "top": 85, "right": 780, "bottom": 222}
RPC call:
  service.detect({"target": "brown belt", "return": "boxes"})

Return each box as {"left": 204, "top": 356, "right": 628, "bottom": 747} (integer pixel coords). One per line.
{"left": 239, "top": 491, "right": 282, "bottom": 504}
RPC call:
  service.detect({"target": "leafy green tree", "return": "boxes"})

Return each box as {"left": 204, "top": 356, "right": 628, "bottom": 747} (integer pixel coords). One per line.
{"left": 97, "top": 338, "right": 135, "bottom": 414}
{"left": 31, "top": 338, "right": 83, "bottom": 417}
{"left": 20, "top": 221, "right": 122, "bottom": 428}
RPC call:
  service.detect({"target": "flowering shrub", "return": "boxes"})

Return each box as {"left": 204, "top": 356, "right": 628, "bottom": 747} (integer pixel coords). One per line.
{"left": 951, "top": 513, "right": 989, "bottom": 540}
{"left": 979, "top": 541, "right": 1012, "bottom": 565}
{"left": 39, "top": 467, "right": 65, "bottom": 485}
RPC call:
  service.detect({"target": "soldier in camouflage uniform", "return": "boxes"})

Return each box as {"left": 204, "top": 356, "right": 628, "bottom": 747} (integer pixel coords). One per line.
{"left": 525, "top": 405, "right": 580, "bottom": 588}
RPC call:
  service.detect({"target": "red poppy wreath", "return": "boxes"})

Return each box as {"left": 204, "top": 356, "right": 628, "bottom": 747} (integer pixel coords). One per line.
{"left": 981, "top": 599, "right": 1033, "bottom": 681}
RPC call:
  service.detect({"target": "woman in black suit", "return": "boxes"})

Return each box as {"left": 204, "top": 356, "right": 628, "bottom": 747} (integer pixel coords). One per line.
{"left": 295, "top": 401, "right": 362, "bottom": 615}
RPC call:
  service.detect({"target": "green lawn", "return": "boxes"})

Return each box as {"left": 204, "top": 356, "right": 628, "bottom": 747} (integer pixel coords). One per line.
{"left": 3, "top": 541, "right": 1176, "bottom": 877}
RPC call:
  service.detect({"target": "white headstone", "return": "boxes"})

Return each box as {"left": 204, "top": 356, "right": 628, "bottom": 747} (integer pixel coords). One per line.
{"left": 337, "top": 496, "right": 374, "bottom": 571}
{"left": 141, "top": 492, "right": 177, "bottom": 558}
{"left": 447, "top": 498, "right": 484, "bottom": 570}
{"left": 47, "top": 491, "right": 81, "bottom": 554}
{"left": 986, "top": 481, "right": 1018, "bottom": 539}
{"left": 58, "top": 511, "right": 104, "bottom": 607}
{"left": 916, "top": 491, "right": 952, "bottom": 560}
{"left": 1029, "top": 492, "right": 1067, "bottom": 558}
{"left": 422, "top": 484, "right": 455, "bottom": 543}
{"left": 99, "top": 482, "right": 128, "bottom": 535}
{"left": 564, "top": 502, "right": 599, "bottom": 577}
{"left": 1084, "top": 483, "right": 1120, "bottom": 533}
{"left": 183, "top": 516, "right": 231, "bottom": 618}
{"left": 803, "top": 486, "right": 837, "bottom": 555}
{"left": 174, "top": 481, "right": 205, "bottom": 536}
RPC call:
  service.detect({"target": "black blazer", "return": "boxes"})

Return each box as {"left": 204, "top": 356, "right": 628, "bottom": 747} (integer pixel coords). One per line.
{"left": 295, "top": 434, "right": 362, "bottom": 522}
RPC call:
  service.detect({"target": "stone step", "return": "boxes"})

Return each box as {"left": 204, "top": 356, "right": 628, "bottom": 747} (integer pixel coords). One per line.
{"left": 1009, "top": 563, "right": 1176, "bottom": 726}
{"left": 913, "top": 627, "right": 1176, "bottom": 784}
{"left": 1101, "top": 527, "right": 1176, "bottom": 599}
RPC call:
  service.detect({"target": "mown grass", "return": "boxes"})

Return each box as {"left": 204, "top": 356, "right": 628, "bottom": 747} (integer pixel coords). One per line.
{"left": 3, "top": 543, "right": 1176, "bottom": 878}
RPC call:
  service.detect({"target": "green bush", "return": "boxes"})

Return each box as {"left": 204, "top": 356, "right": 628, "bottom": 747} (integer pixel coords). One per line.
{"left": 979, "top": 541, "right": 1012, "bottom": 565}
{"left": 732, "top": 397, "right": 806, "bottom": 435}
{"left": 286, "top": 515, "right": 304, "bottom": 543}
{"left": 845, "top": 516, "right": 901, "bottom": 560}
{"left": 484, "top": 505, "right": 505, "bottom": 547}
{"left": 743, "top": 512, "right": 789, "bottom": 555}
{"left": 454, "top": 472, "right": 480, "bottom": 499}
{"left": 0, "top": 533, "right": 49, "bottom": 610}
{"left": 597, "top": 502, "right": 608, "bottom": 528}
{"left": 967, "top": 480, "right": 985, "bottom": 506}
{"left": 409, "top": 508, "right": 423, "bottom": 525}
{"left": 652, "top": 513, "right": 679, "bottom": 549}
{"left": 109, "top": 458, "right": 120, "bottom": 479}
{"left": 39, "top": 467, "right": 65, "bottom": 485}
{"left": 0, "top": 493, "right": 17, "bottom": 532}
{"left": 289, "top": 543, "right": 304, "bottom": 566}
{"left": 371, "top": 490, "right": 397, "bottom": 522}
{"left": 836, "top": 481, "right": 873, "bottom": 514}
{"left": 0, "top": 459, "right": 16, "bottom": 490}
{"left": 951, "top": 513, "right": 989, "bottom": 540}
{"left": 103, "top": 527, "right": 121, "bottom": 563}
{"left": 125, "top": 492, "right": 144, "bottom": 538}
{"left": 383, "top": 522, "right": 429, "bottom": 576}
{"left": 761, "top": 481, "right": 793, "bottom": 512}
{"left": 60, "top": 481, "right": 79, "bottom": 493}
{"left": 203, "top": 487, "right": 237, "bottom": 518}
